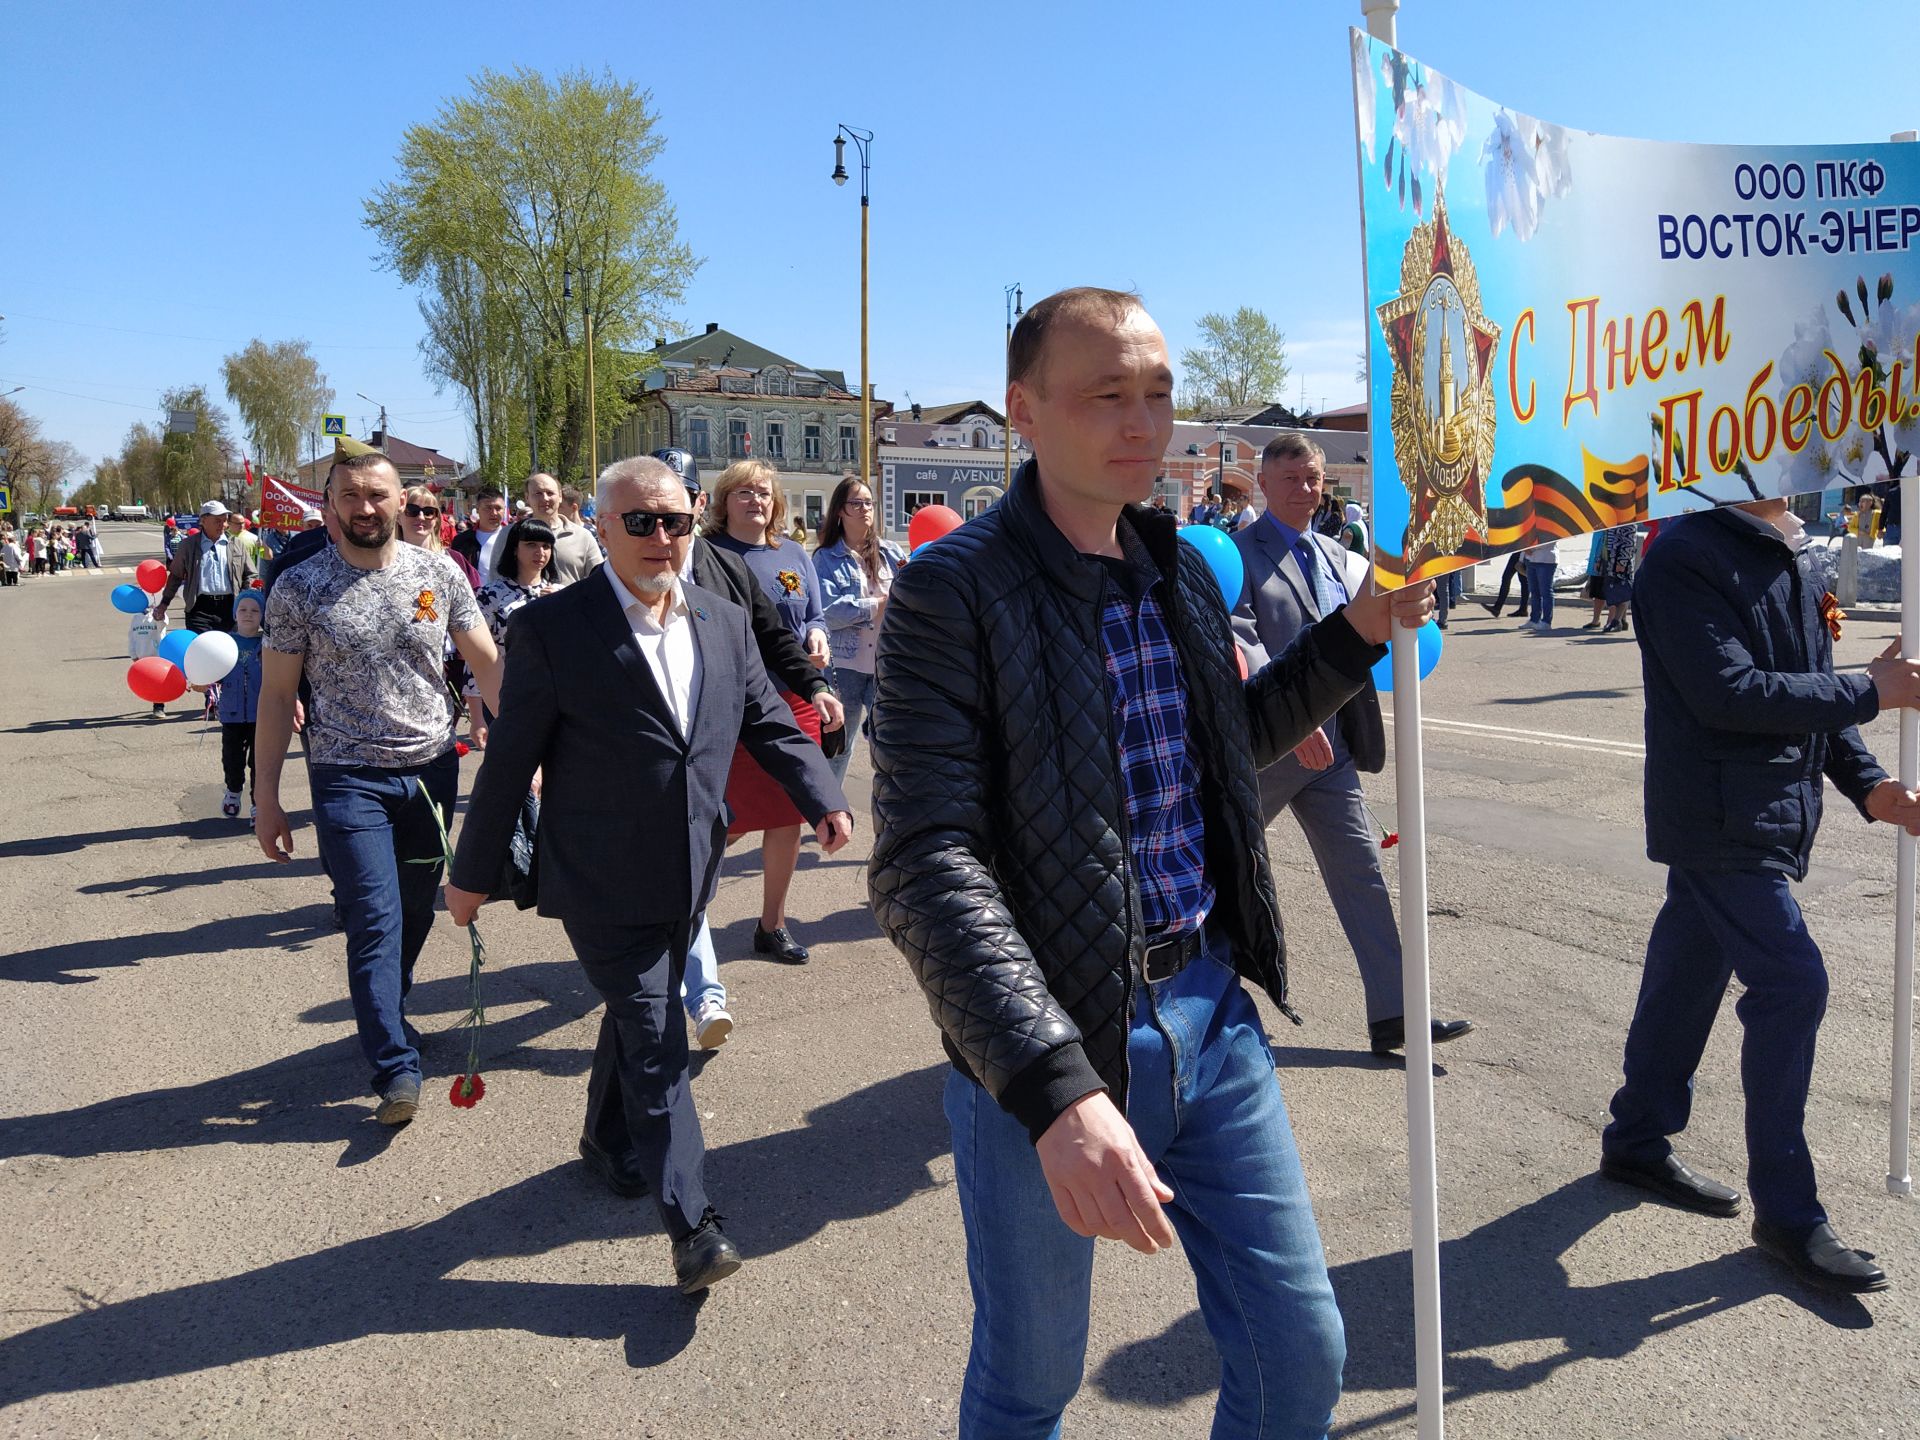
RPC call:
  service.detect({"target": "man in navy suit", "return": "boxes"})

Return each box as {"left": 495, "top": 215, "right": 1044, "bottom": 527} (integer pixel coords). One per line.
{"left": 1231, "top": 433, "right": 1472, "bottom": 1058}
{"left": 446, "top": 456, "right": 852, "bottom": 1293}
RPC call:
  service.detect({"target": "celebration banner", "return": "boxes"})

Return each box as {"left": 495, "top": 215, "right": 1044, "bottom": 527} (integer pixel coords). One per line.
{"left": 258, "top": 475, "right": 322, "bottom": 532}
{"left": 1353, "top": 31, "right": 1920, "bottom": 584}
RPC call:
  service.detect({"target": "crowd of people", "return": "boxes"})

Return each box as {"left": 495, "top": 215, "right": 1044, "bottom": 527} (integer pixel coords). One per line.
{"left": 98, "top": 286, "right": 1911, "bottom": 1435}
{"left": 1, "top": 516, "right": 103, "bottom": 584}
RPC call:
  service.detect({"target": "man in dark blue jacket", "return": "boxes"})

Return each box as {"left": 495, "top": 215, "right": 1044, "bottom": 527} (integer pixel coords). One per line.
{"left": 1601, "top": 498, "right": 1920, "bottom": 1294}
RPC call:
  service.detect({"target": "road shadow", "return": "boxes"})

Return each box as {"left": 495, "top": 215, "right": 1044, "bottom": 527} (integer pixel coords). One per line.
{"left": 0, "top": 905, "right": 338, "bottom": 984}
{"left": 0, "top": 1064, "right": 950, "bottom": 1408}
{"left": 712, "top": 902, "right": 880, "bottom": 959}
{"left": 0, "top": 963, "right": 599, "bottom": 1163}
{"left": 1089, "top": 1173, "right": 1869, "bottom": 1428}
{"left": 0, "top": 809, "right": 313, "bottom": 860}
{"left": 78, "top": 856, "right": 326, "bottom": 897}
{"left": 1488, "top": 688, "right": 1633, "bottom": 705}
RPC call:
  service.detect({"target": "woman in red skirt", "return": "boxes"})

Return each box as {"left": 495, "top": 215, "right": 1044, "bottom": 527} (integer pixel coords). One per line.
{"left": 703, "top": 460, "right": 833, "bottom": 962}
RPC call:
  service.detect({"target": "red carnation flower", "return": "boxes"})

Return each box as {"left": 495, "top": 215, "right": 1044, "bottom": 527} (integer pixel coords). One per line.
{"left": 1381, "top": 831, "right": 1400, "bottom": 849}
{"left": 455, "top": 741, "right": 471, "bottom": 757}
{"left": 449, "top": 1073, "right": 485, "bottom": 1107}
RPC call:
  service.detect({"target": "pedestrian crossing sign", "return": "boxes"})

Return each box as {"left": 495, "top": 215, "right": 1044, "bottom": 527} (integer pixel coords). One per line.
{"left": 322, "top": 414, "right": 347, "bottom": 437}
{"left": 0, "top": 483, "right": 11, "bottom": 512}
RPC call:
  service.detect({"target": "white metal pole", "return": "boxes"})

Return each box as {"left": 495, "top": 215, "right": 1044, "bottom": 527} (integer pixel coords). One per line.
{"left": 1362, "top": 5, "right": 1442, "bottom": 1434}
{"left": 1890, "top": 127, "right": 1915, "bottom": 1201}
{"left": 1391, "top": 628, "right": 1445, "bottom": 1438}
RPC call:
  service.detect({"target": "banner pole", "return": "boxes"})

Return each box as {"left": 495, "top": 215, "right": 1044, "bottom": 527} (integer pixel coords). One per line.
{"left": 1391, "top": 627, "right": 1445, "bottom": 1437}
{"left": 1891, "top": 465, "right": 1916, "bottom": 1200}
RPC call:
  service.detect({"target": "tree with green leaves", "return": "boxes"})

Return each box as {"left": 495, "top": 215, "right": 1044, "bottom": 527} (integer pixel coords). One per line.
{"left": 1177, "top": 307, "right": 1291, "bottom": 418}
{"left": 221, "top": 339, "right": 334, "bottom": 479}
{"left": 364, "top": 67, "right": 700, "bottom": 486}
{"left": 156, "top": 385, "right": 235, "bottom": 513}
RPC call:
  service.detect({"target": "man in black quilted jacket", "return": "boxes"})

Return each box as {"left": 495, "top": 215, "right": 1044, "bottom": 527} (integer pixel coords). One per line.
{"left": 869, "top": 287, "right": 1433, "bottom": 1438}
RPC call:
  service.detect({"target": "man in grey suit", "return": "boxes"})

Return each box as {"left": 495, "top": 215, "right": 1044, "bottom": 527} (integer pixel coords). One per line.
{"left": 446, "top": 456, "right": 852, "bottom": 1293}
{"left": 1230, "top": 434, "right": 1473, "bottom": 1058}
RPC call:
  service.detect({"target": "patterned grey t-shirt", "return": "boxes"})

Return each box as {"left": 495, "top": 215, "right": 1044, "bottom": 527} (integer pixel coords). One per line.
{"left": 266, "top": 544, "right": 482, "bottom": 769}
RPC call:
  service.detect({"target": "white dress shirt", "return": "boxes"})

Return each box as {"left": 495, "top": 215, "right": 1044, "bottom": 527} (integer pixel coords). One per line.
{"left": 606, "top": 566, "right": 701, "bottom": 739}
{"left": 476, "top": 525, "right": 505, "bottom": 577}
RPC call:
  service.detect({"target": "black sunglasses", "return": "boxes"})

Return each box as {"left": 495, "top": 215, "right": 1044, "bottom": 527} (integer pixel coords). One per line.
{"left": 618, "top": 510, "right": 695, "bottom": 538}
{"left": 404, "top": 504, "right": 441, "bottom": 518}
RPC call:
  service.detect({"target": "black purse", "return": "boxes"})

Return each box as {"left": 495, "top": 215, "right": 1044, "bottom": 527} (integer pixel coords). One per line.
{"left": 488, "top": 790, "right": 540, "bottom": 910}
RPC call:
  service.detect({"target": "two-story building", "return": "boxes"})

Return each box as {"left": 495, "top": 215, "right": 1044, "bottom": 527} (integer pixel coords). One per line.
{"left": 606, "top": 323, "right": 888, "bottom": 532}
{"left": 874, "top": 400, "right": 1030, "bottom": 536}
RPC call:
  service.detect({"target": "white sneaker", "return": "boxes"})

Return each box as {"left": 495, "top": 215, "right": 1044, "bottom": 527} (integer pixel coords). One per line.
{"left": 693, "top": 1000, "right": 734, "bottom": 1050}
{"left": 220, "top": 789, "right": 241, "bottom": 818}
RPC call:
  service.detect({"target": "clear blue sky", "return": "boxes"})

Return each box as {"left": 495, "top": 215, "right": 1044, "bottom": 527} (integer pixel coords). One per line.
{"left": 6, "top": 0, "right": 1915, "bottom": 479}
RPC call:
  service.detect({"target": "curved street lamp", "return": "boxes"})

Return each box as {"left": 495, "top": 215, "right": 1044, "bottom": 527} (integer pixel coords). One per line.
{"left": 1003, "top": 284, "right": 1023, "bottom": 489}
{"left": 831, "top": 125, "right": 874, "bottom": 492}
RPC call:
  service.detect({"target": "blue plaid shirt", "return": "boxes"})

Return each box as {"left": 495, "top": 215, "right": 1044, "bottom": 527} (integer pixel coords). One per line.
{"left": 1097, "top": 557, "right": 1214, "bottom": 940}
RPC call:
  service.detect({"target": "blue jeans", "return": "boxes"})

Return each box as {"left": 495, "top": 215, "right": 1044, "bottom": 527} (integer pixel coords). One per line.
{"left": 1604, "top": 867, "right": 1830, "bottom": 1230}
{"left": 307, "top": 749, "right": 459, "bottom": 1093}
{"left": 825, "top": 664, "right": 876, "bottom": 784}
{"left": 679, "top": 914, "right": 725, "bottom": 1017}
{"left": 944, "top": 928, "right": 1344, "bottom": 1438}
{"left": 1526, "top": 562, "right": 1556, "bottom": 623}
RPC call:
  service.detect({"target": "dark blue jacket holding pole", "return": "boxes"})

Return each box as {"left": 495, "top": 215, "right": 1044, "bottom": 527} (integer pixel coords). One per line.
{"left": 1633, "top": 505, "right": 1886, "bottom": 879}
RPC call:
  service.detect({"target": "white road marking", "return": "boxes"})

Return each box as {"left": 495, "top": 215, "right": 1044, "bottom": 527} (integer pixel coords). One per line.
{"left": 1384, "top": 711, "right": 1646, "bottom": 757}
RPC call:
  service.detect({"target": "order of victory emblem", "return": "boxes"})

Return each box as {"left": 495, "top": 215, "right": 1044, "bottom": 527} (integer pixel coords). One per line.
{"left": 1375, "top": 193, "right": 1501, "bottom": 576}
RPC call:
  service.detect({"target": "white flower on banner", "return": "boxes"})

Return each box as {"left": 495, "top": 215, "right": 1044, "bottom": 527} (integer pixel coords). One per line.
{"left": 1481, "top": 109, "right": 1573, "bottom": 242}
{"left": 1352, "top": 30, "right": 1378, "bottom": 163}
{"left": 1773, "top": 281, "right": 1920, "bottom": 495}
{"left": 1378, "top": 52, "right": 1466, "bottom": 218}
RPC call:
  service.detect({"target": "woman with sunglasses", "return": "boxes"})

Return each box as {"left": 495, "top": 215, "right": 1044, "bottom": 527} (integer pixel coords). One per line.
{"left": 401, "top": 486, "right": 480, "bottom": 590}
{"left": 701, "top": 459, "right": 832, "bottom": 963}
{"left": 814, "top": 476, "right": 905, "bottom": 784}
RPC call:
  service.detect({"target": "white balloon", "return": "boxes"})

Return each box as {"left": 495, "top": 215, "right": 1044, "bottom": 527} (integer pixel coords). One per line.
{"left": 182, "top": 630, "right": 240, "bottom": 686}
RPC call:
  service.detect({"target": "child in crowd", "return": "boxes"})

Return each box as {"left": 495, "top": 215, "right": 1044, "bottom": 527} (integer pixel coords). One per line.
{"left": 127, "top": 604, "right": 167, "bottom": 717}
{"left": 216, "top": 591, "right": 265, "bottom": 818}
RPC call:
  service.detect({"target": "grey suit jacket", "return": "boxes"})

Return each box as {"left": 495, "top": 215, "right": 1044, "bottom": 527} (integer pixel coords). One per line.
{"left": 450, "top": 566, "right": 848, "bottom": 925}
{"left": 1230, "top": 517, "right": 1386, "bottom": 773}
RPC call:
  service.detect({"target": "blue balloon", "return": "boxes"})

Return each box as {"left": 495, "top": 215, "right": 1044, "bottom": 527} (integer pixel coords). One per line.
{"left": 157, "top": 628, "right": 195, "bottom": 671}
{"left": 1179, "top": 524, "right": 1245, "bottom": 608}
{"left": 1370, "top": 618, "right": 1444, "bottom": 690}
{"left": 110, "top": 584, "right": 150, "bottom": 614}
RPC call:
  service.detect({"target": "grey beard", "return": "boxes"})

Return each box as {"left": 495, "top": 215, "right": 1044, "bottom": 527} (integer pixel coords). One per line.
{"left": 631, "top": 571, "right": 675, "bottom": 597}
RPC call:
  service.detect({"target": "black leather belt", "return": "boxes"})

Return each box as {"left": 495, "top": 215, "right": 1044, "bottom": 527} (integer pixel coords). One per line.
{"left": 1140, "top": 929, "right": 1202, "bottom": 984}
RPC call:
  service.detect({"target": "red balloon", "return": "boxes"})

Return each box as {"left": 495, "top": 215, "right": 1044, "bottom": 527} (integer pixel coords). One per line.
{"left": 908, "top": 504, "right": 963, "bottom": 552}
{"left": 128, "top": 657, "right": 188, "bottom": 704}
{"left": 135, "top": 559, "right": 169, "bottom": 594}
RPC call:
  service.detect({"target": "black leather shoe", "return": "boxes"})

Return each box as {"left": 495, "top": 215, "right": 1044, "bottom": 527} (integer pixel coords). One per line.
{"left": 1752, "top": 1219, "right": 1889, "bottom": 1293}
{"left": 578, "top": 1133, "right": 649, "bottom": 1198}
{"left": 673, "top": 1210, "right": 744, "bottom": 1294}
{"left": 1599, "top": 1150, "right": 1741, "bottom": 1216}
{"left": 753, "top": 924, "right": 809, "bottom": 963}
{"left": 1369, "top": 1016, "right": 1474, "bottom": 1057}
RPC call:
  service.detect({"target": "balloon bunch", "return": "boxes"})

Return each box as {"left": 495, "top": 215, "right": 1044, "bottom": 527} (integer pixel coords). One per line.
{"left": 114, "top": 558, "right": 239, "bottom": 703}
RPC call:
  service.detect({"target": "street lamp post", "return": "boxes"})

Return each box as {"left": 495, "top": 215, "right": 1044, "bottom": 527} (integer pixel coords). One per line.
{"left": 564, "top": 266, "right": 597, "bottom": 482}
{"left": 355, "top": 392, "right": 389, "bottom": 452}
{"left": 832, "top": 125, "right": 874, "bottom": 492}
{"left": 1003, "top": 283, "right": 1022, "bottom": 489}
{"left": 1215, "top": 418, "right": 1231, "bottom": 502}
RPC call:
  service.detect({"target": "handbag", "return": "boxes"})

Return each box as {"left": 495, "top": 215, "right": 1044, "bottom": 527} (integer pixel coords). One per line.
{"left": 1603, "top": 576, "right": 1633, "bottom": 605}
{"left": 487, "top": 790, "right": 540, "bottom": 910}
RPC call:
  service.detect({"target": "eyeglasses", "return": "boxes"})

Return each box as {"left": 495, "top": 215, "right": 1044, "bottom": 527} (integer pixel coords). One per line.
{"left": 404, "top": 504, "right": 441, "bottom": 518}
{"left": 618, "top": 510, "right": 695, "bottom": 538}
{"left": 842, "top": 499, "right": 875, "bottom": 511}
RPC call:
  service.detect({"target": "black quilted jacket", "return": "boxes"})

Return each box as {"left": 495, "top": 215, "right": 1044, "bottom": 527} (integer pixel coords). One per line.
{"left": 868, "top": 462, "right": 1384, "bottom": 1142}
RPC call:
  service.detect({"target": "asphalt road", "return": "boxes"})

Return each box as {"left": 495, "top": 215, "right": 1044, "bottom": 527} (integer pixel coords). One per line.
{"left": 1, "top": 525, "right": 1915, "bottom": 1438}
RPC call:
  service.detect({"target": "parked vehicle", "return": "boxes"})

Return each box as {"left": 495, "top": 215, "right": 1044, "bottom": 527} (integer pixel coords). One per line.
{"left": 111, "top": 504, "right": 151, "bottom": 520}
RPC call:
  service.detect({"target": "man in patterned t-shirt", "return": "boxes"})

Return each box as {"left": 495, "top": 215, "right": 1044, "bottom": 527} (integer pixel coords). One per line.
{"left": 256, "top": 452, "right": 504, "bottom": 1125}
